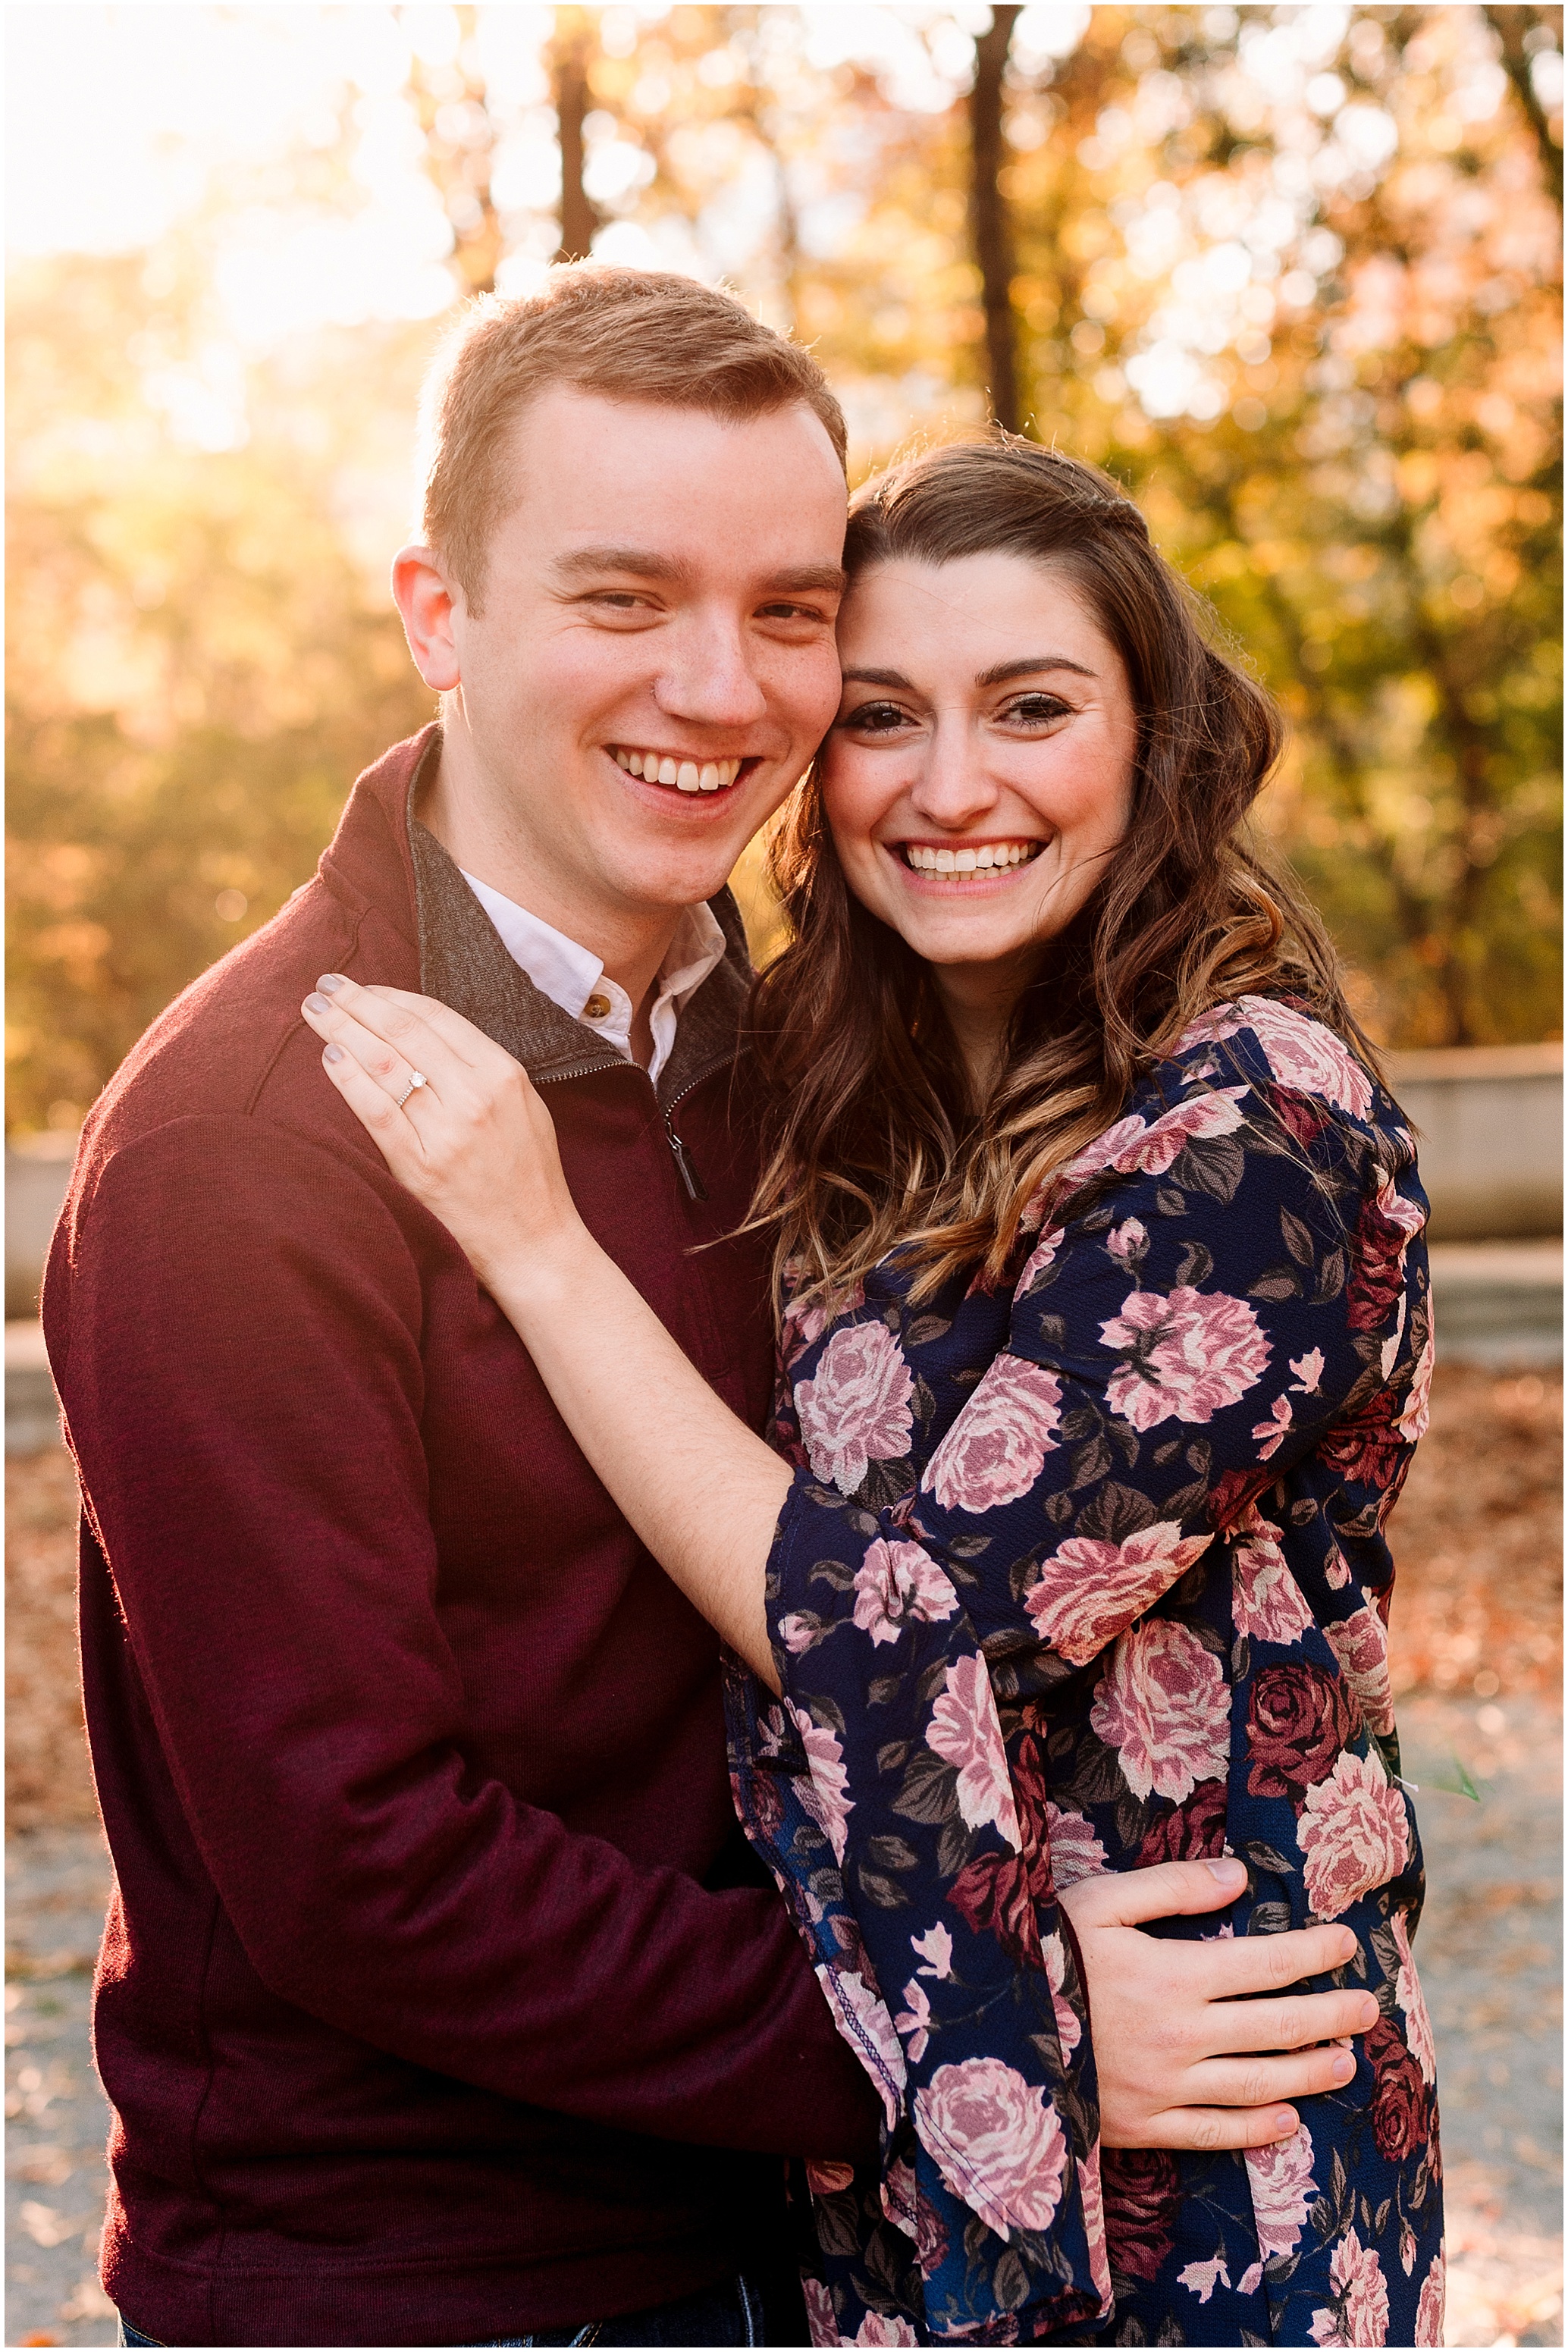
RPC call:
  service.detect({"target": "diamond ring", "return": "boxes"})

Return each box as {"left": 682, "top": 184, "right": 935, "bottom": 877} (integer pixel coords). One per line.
{"left": 395, "top": 1070, "right": 428, "bottom": 1109}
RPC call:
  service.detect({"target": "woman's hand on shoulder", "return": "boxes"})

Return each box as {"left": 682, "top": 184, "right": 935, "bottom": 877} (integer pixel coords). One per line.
{"left": 1058, "top": 1858, "right": 1379, "bottom": 2150}
{"left": 301, "top": 974, "right": 582, "bottom": 1293}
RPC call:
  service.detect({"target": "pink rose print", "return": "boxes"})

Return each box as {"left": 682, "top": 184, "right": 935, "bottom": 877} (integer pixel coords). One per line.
{"left": 1018, "top": 1221, "right": 1066, "bottom": 1293}
{"left": 1106, "top": 1218, "right": 1147, "bottom": 1262}
{"left": 911, "top": 1921, "right": 954, "bottom": 1979}
{"left": 1414, "top": 2250, "right": 1445, "bottom": 2347}
{"left": 1231, "top": 1513, "right": 1313, "bottom": 1645}
{"left": 789, "top": 1701, "right": 855, "bottom": 1864}
{"left": 855, "top": 2316, "right": 920, "bottom": 2346}
{"left": 1090, "top": 1619, "right": 1231, "bottom": 1802}
{"left": 817, "top": 1962, "right": 906, "bottom": 2128}
{"left": 1025, "top": 1521, "right": 1212, "bottom": 1666}
{"left": 1391, "top": 1909, "right": 1438, "bottom": 2085}
{"left": 912, "top": 2056, "right": 1070, "bottom": 2240}
{"left": 1291, "top": 1347, "right": 1325, "bottom": 1394}
{"left": 801, "top": 2272, "right": 839, "bottom": 2349}
{"left": 1252, "top": 1393, "right": 1294, "bottom": 1460}
{"left": 1191, "top": 996, "right": 1375, "bottom": 1121}
{"left": 1245, "top": 2121, "right": 1316, "bottom": 2259}
{"left": 880, "top": 2153, "right": 918, "bottom": 2238}
{"left": 1042, "top": 1930, "right": 1081, "bottom": 2056}
{"left": 1308, "top": 2225, "right": 1391, "bottom": 2346}
{"left": 1101, "top": 1285, "right": 1272, "bottom": 1432}
{"left": 1178, "top": 2254, "right": 1232, "bottom": 2303}
{"left": 1324, "top": 1602, "right": 1396, "bottom": 1736}
{"left": 851, "top": 1538, "right": 960, "bottom": 1647}
{"left": 1077, "top": 2139, "right": 1114, "bottom": 2310}
{"left": 783, "top": 1275, "right": 866, "bottom": 1353}
{"left": 1397, "top": 1329, "right": 1435, "bottom": 1444}
{"left": 894, "top": 1977, "right": 932, "bottom": 2063}
{"left": 1061, "top": 1086, "right": 1249, "bottom": 1189}
{"left": 923, "top": 1353, "right": 1063, "bottom": 1513}
{"left": 927, "top": 1655, "right": 1022, "bottom": 1845}
{"left": 796, "top": 1319, "right": 914, "bottom": 1495}
{"left": 1298, "top": 1748, "right": 1411, "bottom": 1920}
{"left": 1046, "top": 1802, "right": 1109, "bottom": 1886}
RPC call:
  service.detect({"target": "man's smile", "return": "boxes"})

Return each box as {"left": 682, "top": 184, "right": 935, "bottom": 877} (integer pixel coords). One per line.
{"left": 609, "top": 745, "right": 755, "bottom": 794}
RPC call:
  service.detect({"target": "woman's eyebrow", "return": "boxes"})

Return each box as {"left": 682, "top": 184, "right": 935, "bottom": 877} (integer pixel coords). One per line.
{"left": 841, "top": 666, "right": 914, "bottom": 688}
{"left": 976, "top": 654, "right": 1098, "bottom": 686}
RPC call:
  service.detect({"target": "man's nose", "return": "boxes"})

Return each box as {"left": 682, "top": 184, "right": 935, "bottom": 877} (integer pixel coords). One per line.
{"left": 653, "top": 614, "right": 770, "bottom": 732}
{"left": 908, "top": 716, "right": 1002, "bottom": 829}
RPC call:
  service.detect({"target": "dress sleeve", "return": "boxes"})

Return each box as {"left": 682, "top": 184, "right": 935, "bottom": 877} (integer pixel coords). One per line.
{"left": 757, "top": 1006, "right": 1429, "bottom": 2340}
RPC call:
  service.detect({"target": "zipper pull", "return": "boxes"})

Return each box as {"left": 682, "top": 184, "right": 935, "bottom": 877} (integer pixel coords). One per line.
{"left": 665, "top": 1115, "right": 707, "bottom": 1201}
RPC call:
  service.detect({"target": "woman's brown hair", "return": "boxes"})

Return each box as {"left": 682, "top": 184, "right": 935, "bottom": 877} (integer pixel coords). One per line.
{"left": 747, "top": 434, "right": 1373, "bottom": 1309}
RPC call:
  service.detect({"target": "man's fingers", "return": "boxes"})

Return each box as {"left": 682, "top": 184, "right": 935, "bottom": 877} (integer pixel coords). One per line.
{"left": 1058, "top": 1857, "right": 1249, "bottom": 1932}
{"left": 1117, "top": 2105, "right": 1303, "bottom": 2155}
{"left": 1187, "top": 2042, "right": 1362, "bottom": 2110}
{"left": 1200, "top": 1919, "right": 1364, "bottom": 1999}
{"left": 1202, "top": 1985, "right": 1379, "bottom": 2059}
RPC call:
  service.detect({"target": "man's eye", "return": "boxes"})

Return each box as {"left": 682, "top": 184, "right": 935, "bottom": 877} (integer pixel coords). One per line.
{"left": 757, "top": 601, "right": 828, "bottom": 622}
{"left": 591, "top": 592, "right": 646, "bottom": 610}
{"left": 1006, "top": 694, "right": 1072, "bottom": 726}
{"left": 842, "top": 701, "right": 908, "bottom": 734}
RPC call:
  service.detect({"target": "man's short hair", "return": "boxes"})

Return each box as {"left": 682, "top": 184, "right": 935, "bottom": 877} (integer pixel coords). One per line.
{"left": 419, "top": 265, "right": 848, "bottom": 611}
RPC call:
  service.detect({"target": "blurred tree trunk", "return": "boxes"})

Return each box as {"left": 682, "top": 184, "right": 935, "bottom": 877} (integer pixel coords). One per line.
{"left": 407, "top": 5, "right": 503, "bottom": 296}
{"left": 553, "top": 11, "right": 600, "bottom": 262}
{"left": 1485, "top": 6, "right": 1564, "bottom": 209}
{"left": 969, "top": 5, "right": 1022, "bottom": 432}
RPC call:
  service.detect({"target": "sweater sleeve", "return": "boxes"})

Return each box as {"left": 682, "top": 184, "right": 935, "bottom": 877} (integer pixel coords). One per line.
{"left": 50, "top": 1112, "right": 878, "bottom": 2162}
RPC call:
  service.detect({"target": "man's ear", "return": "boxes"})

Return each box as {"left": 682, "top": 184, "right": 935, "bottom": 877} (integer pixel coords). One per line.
{"left": 392, "top": 544, "right": 463, "bottom": 691}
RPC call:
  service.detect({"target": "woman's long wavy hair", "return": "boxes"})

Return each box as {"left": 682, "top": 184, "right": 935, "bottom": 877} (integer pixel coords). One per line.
{"left": 747, "top": 436, "right": 1375, "bottom": 1310}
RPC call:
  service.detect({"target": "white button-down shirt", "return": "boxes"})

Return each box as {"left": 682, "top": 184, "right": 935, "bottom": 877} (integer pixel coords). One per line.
{"left": 461, "top": 872, "right": 728, "bottom": 1087}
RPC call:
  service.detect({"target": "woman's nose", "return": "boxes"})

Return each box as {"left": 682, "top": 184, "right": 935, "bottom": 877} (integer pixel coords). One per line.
{"left": 908, "top": 717, "right": 1001, "bottom": 829}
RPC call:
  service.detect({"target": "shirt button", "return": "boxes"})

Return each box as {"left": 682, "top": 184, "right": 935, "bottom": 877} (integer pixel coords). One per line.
{"left": 583, "top": 993, "right": 612, "bottom": 1021}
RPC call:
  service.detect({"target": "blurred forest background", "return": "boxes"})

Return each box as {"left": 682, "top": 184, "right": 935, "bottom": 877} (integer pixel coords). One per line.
{"left": 6, "top": 2, "right": 1563, "bottom": 1139}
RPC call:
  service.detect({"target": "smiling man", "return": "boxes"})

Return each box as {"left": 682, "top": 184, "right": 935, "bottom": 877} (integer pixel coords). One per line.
{"left": 45, "top": 268, "right": 875, "bottom": 2352}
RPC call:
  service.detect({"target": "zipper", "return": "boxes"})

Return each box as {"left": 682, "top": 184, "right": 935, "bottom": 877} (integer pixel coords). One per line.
{"left": 535, "top": 1052, "right": 730, "bottom": 1203}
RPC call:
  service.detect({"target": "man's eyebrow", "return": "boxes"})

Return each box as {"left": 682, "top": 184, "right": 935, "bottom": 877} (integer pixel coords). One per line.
{"left": 976, "top": 654, "right": 1098, "bottom": 687}
{"left": 548, "top": 549, "right": 846, "bottom": 597}
{"left": 550, "top": 545, "right": 692, "bottom": 584}
{"left": 763, "top": 563, "right": 848, "bottom": 595}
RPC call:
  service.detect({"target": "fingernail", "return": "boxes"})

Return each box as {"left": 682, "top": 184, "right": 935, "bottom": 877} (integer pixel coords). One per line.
{"left": 323, "top": 1043, "right": 344, "bottom": 1065}
{"left": 1271, "top": 2111, "right": 1298, "bottom": 2137}
{"left": 1205, "top": 1858, "right": 1247, "bottom": 1889}
{"left": 303, "top": 993, "right": 331, "bottom": 1016}
{"left": 1336, "top": 1929, "right": 1358, "bottom": 1961}
{"left": 1331, "top": 2052, "right": 1356, "bottom": 2084}
{"left": 1359, "top": 1996, "right": 1380, "bottom": 2027}
{"left": 317, "top": 973, "right": 345, "bottom": 993}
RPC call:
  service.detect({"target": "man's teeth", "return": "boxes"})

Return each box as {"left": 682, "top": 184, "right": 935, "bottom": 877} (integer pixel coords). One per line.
{"left": 902, "top": 842, "right": 1043, "bottom": 875}
{"left": 613, "top": 748, "right": 742, "bottom": 793}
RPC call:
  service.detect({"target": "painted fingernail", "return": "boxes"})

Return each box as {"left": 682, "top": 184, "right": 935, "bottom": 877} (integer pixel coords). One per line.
{"left": 1205, "top": 1858, "right": 1247, "bottom": 1888}
{"left": 317, "top": 973, "right": 345, "bottom": 993}
{"left": 1331, "top": 2052, "right": 1356, "bottom": 2084}
{"left": 323, "top": 1044, "right": 344, "bottom": 1065}
{"left": 303, "top": 993, "right": 331, "bottom": 1016}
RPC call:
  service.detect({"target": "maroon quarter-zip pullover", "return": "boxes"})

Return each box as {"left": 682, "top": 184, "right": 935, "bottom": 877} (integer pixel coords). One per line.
{"left": 43, "top": 728, "right": 877, "bottom": 2349}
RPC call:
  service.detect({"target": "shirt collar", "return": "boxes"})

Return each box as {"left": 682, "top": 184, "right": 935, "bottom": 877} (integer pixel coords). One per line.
{"left": 457, "top": 873, "right": 728, "bottom": 1086}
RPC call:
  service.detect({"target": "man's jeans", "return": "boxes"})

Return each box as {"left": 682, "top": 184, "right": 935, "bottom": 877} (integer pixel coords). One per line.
{"left": 118, "top": 2268, "right": 798, "bottom": 2346}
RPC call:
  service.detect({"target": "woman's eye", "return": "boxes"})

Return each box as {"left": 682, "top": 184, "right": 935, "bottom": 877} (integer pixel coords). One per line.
{"left": 842, "top": 701, "right": 909, "bottom": 734}
{"left": 1005, "top": 694, "right": 1072, "bottom": 726}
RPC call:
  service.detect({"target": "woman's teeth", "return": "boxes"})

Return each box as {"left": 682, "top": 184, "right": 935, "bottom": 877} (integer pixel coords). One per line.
{"left": 902, "top": 841, "right": 1043, "bottom": 876}
{"left": 613, "top": 747, "right": 742, "bottom": 793}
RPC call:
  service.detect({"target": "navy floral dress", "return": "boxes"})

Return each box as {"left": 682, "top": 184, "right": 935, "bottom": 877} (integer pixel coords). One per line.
{"left": 724, "top": 998, "right": 1444, "bottom": 2347}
